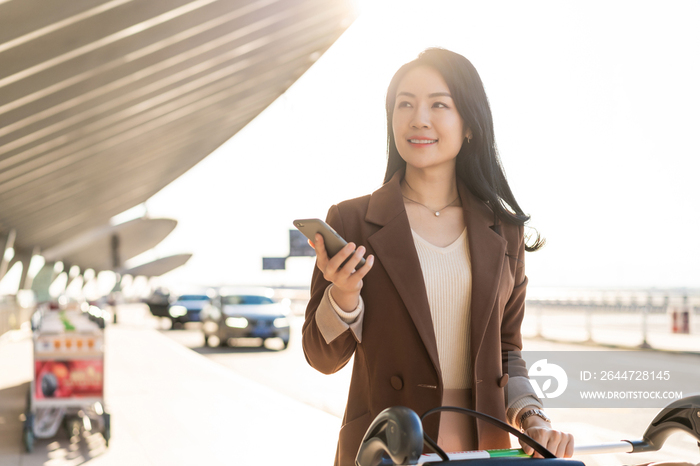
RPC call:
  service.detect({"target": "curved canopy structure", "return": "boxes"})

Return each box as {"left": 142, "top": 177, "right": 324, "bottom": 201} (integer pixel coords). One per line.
{"left": 123, "top": 253, "right": 193, "bottom": 277}
{"left": 42, "top": 218, "right": 177, "bottom": 271}
{"left": 0, "top": 0, "right": 356, "bottom": 255}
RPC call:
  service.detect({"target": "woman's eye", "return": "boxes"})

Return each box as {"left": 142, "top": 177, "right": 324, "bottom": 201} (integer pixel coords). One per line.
{"left": 397, "top": 101, "right": 412, "bottom": 108}
{"left": 433, "top": 102, "right": 448, "bottom": 108}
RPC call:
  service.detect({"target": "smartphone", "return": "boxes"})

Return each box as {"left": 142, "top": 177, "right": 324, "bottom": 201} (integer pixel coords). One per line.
{"left": 293, "top": 218, "right": 366, "bottom": 270}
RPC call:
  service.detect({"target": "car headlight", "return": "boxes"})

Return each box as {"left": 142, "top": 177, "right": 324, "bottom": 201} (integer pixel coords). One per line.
{"left": 169, "top": 305, "right": 187, "bottom": 318}
{"left": 225, "top": 317, "right": 248, "bottom": 328}
{"left": 273, "top": 317, "right": 289, "bottom": 328}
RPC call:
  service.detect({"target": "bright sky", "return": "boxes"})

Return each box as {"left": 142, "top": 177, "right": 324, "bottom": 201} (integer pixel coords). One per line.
{"left": 136, "top": 0, "right": 700, "bottom": 292}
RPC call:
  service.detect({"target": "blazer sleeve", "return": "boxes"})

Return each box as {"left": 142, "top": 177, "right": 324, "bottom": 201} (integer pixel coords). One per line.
{"left": 301, "top": 204, "right": 360, "bottom": 375}
{"left": 500, "top": 225, "right": 543, "bottom": 418}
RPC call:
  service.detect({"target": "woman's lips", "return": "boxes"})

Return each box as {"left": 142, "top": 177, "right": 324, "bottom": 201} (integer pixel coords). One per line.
{"left": 407, "top": 138, "right": 437, "bottom": 147}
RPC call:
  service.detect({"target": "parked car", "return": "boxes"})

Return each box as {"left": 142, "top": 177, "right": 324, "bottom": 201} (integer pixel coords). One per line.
{"left": 144, "top": 288, "right": 171, "bottom": 318}
{"left": 201, "top": 288, "right": 290, "bottom": 349}
{"left": 168, "top": 294, "right": 211, "bottom": 326}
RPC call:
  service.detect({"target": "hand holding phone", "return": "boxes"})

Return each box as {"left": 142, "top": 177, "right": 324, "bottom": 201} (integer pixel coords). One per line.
{"left": 293, "top": 218, "right": 366, "bottom": 269}
{"left": 293, "top": 218, "right": 374, "bottom": 312}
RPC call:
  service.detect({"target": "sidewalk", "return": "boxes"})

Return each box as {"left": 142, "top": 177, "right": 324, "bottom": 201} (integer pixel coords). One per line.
{"left": 0, "top": 322, "right": 340, "bottom": 466}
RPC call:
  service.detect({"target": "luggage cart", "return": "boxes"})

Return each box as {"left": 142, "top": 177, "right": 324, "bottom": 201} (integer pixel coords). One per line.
{"left": 356, "top": 395, "right": 700, "bottom": 466}
{"left": 23, "top": 304, "right": 110, "bottom": 452}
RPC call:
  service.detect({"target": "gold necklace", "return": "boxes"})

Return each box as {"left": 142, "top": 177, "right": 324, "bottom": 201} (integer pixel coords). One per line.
{"left": 402, "top": 179, "right": 459, "bottom": 217}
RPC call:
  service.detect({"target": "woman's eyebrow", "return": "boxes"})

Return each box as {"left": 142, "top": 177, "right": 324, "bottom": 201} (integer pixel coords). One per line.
{"left": 396, "top": 91, "right": 453, "bottom": 99}
{"left": 429, "top": 92, "right": 452, "bottom": 98}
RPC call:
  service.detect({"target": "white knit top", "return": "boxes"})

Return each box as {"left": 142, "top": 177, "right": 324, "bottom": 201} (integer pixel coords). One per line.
{"left": 411, "top": 228, "right": 472, "bottom": 390}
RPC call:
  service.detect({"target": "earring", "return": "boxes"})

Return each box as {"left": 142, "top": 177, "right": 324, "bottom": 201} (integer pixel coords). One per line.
{"left": 467, "top": 135, "right": 472, "bottom": 144}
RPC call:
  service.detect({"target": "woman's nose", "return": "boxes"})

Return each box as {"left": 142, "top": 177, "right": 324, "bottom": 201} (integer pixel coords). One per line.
{"left": 410, "top": 105, "right": 431, "bottom": 129}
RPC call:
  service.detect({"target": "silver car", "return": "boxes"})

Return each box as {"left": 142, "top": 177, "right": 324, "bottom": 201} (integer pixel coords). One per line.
{"left": 200, "top": 288, "right": 290, "bottom": 349}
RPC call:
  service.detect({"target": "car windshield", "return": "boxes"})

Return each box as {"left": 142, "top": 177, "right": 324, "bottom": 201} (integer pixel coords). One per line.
{"left": 178, "top": 295, "right": 209, "bottom": 301}
{"left": 222, "top": 295, "right": 274, "bottom": 305}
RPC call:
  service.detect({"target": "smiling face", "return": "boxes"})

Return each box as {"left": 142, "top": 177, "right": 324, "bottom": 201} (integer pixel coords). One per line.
{"left": 392, "top": 66, "right": 470, "bottom": 173}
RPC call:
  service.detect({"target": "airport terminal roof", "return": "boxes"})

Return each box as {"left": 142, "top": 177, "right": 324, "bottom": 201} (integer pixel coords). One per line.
{"left": 0, "top": 0, "right": 355, "bottom": 264}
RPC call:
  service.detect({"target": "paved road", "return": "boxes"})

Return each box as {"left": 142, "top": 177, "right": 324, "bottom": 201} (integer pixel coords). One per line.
{"left": 3, "top": 304, "right": 697, "bottom": 466}
{"left": 161, "top": 313, "right": 700, "bottom": 466}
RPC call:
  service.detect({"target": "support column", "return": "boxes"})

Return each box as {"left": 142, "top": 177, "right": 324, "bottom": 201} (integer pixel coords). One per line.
{"left": 12, "top": 249, "right": 33, "bottom": 292}
{"left": 32, "top": 263, "right": 58, "bottom": 303}
{"left": 0, "top": 229, "right": 17, "bottom": 281}
{"left": 111, "top": 234, "right": 121, "bottom": 270}
{"left": 22, "top": 247, "right": 42, "bottom": 290}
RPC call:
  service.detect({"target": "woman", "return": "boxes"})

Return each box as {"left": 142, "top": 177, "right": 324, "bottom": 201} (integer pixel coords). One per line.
{"left": 302, "top": 48, "right": 573, "bottom": 466}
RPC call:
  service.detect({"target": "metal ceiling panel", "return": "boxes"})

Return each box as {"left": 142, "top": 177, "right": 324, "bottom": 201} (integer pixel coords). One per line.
{"left": 0, "top": 0, "right": 355, "bottom": 253}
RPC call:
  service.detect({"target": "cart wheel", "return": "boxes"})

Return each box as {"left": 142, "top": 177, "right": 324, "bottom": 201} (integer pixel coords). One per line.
{"left": 23, "top": 427, "right": 34, "bottom": 452}
{"left": 103, "top": 413, "right": 111, "bottom": 447}
{"left": 65, "top": 417, "right": 81, "bottom": 437}
{"left": 23, "top": 414, "right": 34, "bottom": 453}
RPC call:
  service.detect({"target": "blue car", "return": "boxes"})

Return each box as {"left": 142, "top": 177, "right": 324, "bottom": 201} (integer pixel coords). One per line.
{"left": 200, "top": 288, "right": 290, "bottom": 349}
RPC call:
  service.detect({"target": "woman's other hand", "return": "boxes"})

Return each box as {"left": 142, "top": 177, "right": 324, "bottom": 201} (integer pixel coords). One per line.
{"left": 309, "top": 234, "right": 374, "bottom": 312}
{"left": 519, "top": 415, "right": 574, "bottom": 458}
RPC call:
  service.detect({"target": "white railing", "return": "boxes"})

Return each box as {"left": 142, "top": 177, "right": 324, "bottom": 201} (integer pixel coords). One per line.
{"left": 523, "top": 293, "right": 699, "bottom": 352}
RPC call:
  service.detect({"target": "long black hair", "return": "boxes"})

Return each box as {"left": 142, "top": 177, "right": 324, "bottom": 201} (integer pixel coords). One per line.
{"left": 384, "top": 48, "right": 544, "bottom": 252}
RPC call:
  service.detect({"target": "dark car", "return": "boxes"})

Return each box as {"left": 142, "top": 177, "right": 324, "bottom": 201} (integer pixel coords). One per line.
{"left": 145, "top": 288, "right": 171, "bottom": 318}
{"left": 200, "top": 288, "right": 290, "bottom": 349}
{"left": 167, "top": 294, "right": 211, "bottom": 325}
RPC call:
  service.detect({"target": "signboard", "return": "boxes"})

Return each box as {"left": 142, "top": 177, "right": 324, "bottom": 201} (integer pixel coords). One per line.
{"left": 262, "top": 257, "right": 286, "bottom": 270}
{"left": 34, "top": 360, "right": 103, "bottom": 399}
{"left": 289, "top": 229, "right": 315, "bottom": 257}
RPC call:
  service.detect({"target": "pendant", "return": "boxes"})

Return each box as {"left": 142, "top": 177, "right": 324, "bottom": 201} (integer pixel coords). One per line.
{"left": 435, "top": 211, "right": 440, "bottom": 217}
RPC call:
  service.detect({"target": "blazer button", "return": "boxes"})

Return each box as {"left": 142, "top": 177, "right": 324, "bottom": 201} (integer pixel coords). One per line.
{"left": 390, "top": 375, "right": 403, "bottom": 390}
{"left": 498, "top": 374, "right": 509, "bottom": 388}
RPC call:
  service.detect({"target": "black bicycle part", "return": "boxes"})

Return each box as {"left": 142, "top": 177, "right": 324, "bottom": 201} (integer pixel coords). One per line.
{"left": 421, "top": 406, "right": 556, "bottom": 460}
{"left": 355, "top": 406, "right": 424, "bottom": 466}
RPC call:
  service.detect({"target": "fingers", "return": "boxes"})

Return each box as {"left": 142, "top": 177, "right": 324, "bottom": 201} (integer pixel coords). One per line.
{"left": 526, "top": 428, "right": 574, "bottom": 459}
{"left": 313, "top": 234, "right": 329, "bottom": 269}
{"left": 334, "top": 246, "right": 375, "bottom": 286}
{"left": 563, "top": 433, "right": 574, "bottom": 458}
{"left": 548, "top": 431, "right": 574, "bottom": 459}
{"left": 315, "top": 235, "right": 374, "bottom": 290}
{"left": 327, "top": 242, "right": 359, "bottom": 274}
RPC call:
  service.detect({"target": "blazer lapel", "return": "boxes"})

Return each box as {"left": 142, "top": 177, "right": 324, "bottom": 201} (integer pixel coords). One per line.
{"left": 458, "top": 182, "right": 507, "bottom": 362}
{"left": 366, "top": 172, "right": 442, "bottom": 381}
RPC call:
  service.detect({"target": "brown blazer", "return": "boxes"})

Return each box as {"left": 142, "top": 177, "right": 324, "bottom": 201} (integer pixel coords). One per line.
{"left": 302, "top": 171, "right": 532, "bottom": 466}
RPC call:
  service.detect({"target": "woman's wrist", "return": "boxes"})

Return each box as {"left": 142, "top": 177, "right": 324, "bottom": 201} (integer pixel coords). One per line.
{"left": 518, "top": 406, "right": 551, "bottom": 430}
{"left": 329, "top": 286, "right": 360, "bottom": 313}
{"left": 522, "top": 415, "right": 551, "bottom": 431}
